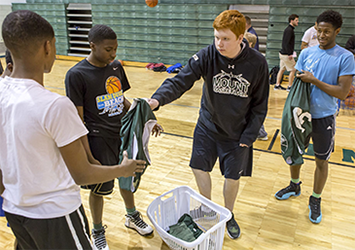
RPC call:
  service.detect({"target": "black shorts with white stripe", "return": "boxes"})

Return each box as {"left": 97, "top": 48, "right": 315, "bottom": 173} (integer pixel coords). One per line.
{"left": 308, "top": 114, "right": 336, "bottom": 161}
{"left": 5, "top": 205, "right": 92, "bottom": 249}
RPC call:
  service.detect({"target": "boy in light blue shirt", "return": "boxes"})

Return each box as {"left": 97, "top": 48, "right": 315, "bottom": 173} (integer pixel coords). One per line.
{"left": 275, "top": 10, "right": 355, "bottom": 224}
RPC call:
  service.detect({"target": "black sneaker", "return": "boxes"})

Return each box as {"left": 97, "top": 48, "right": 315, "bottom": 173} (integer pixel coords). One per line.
{"left": 274, "top": 85, "right": 286, "bottom": 90}
{"left": 286, "top": 86, "right": 292, "bottom": 91}
{"left": 226, "top": 213, "right": 240, "bottom": 239}
{"left": 92, "top": 225, "right": 109, "bottom": 250}
{"left": 309, "top": 196, "right": 322, "bottom": 224}
{"left": 275, "top": 181, "right": 302, "bottom": 200}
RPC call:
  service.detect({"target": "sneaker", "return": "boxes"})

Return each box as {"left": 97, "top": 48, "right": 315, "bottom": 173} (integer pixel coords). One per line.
{"left": 275, "top": 181, "right": 302, "bottom": 200}
{"left": 257, "top": 135, "right": 268, "bottom": 141}
{"left": 125, "top": 211, "right": 153, "bottom": 236}
{"left": 226, "top": 213, "right": 241, "bottom": 239}
{"left": 286, "top": 86, "right": 292, "bottom": 91}
{"left": 274, "top": 85, "right": 286, "bottom": 90}
{"left": 309, "top": 196, "right": 322, "bottom": 224}
{"left": 92, "top": 226, "right": 109, "bottom": 250}
{"left": 257, "top": 125, "right": 268, "bottom": 141}
{"left": 190, "top": 204, "right": 217, "bottom": 220}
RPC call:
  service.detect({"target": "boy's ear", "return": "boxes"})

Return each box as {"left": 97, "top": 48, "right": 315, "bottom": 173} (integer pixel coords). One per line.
{"left": 238, "top": 33, "right": 244, "bottom": 43}
{"left": 44, "top": 40, "right": 52, "bottom": 55}
{"left": 7, "top": 63, "right": 13, "bottom": 72}
{"left": 90, "top": 42, "right": 96, "bottom": 50}
{"left": 335, "top": 27, "right": 341, "bottom": 36}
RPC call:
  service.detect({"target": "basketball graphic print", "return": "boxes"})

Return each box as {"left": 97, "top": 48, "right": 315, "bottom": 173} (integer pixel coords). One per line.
{"left": 96, "top": 76, "right": 125, "bottom": 117}
{"left": 106, "top": 76, "right": 122, "bottom": 94}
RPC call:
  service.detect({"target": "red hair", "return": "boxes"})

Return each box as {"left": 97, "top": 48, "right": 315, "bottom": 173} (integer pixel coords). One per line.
{"left": 213, "top": 10, "right": 246, "bottom": 38}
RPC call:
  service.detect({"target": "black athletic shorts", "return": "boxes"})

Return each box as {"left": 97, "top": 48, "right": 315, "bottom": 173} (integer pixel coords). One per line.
{"left": 190, "top": 122, "right": 253, "bottom": 180}
{"left": 5, "top": 205, "right": 92, "bottom": 250}
{"left": 307, "top": 114, "right": 335, "bottom": 160}
{"left": 81, "top": 135, "right": 121, "bottom": 195}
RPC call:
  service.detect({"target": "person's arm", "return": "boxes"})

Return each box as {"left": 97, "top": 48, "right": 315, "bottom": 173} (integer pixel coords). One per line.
{"left": 301, "top": 41, "right": 309, "bottom": 50}
{"left": 0, "top": 169, "right": 4, "bottom": 195}
{"left": 297, "top": 72, "right": 353, "bottom": 100}
{"left": 59, "top": 139, "right": 146, "bottom": 185}
{"left": 149, "top": 49, "right": 205, "bottom": 110}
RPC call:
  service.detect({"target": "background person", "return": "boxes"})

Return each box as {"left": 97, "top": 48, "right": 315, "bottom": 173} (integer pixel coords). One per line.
{"left": 274, "top": 14, "right": 299, "bottom": 91}
{"left": 301, "top": 23, "right": 319, "bottom": 50}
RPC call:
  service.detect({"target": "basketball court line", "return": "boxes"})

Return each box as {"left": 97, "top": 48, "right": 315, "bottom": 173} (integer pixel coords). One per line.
{"left": 267, "top": 129, "right": 279, "bottom": 151}
{"left": 130, "top": 97, "right": 355, "bottom": 131}
{"left": 160, "top": 131, "right": 355, "bottom": 169}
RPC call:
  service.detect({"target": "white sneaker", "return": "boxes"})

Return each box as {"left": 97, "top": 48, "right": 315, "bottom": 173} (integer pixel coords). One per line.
{"left": 125, "top": 211, "right": 153, "bottom": 236}
{"left": 257, "top": 125, "right": 268, "bottom": 141}
{"left": 257, "top": 135, "right": 268, "bottom": 141}
{"left": 92, "top": 225, "right": 109, "bottom": 250}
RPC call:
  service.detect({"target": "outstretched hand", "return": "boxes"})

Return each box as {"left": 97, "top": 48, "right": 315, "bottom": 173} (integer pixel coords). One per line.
{"left": 120, "top": 151, "right": 146, "bottom": 177}
{"left": 152, "top": 123, "right": 163, "bottom": 137}
{"left": 147, "top": 98, "right": 159, "bottom": 110}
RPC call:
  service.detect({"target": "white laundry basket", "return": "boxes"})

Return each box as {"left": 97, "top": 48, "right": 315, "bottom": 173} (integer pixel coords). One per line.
{"left": 147, "top": 186, "right": 232, "bottom": 250}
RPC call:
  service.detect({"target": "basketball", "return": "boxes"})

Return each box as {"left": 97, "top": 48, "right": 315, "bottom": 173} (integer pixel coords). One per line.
{"left": 145, "top": 0, "right": 158, "bottom": 8}
{"left": 118, "top": 59, "right": 124, "bottom": 66}
{"left": 106, "top": 76, "right": 122, "bottom": 94}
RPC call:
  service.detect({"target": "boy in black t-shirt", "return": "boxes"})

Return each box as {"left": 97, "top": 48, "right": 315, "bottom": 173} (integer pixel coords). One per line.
{"left": 65, "top": 25, "right": 156, "bottom": 250}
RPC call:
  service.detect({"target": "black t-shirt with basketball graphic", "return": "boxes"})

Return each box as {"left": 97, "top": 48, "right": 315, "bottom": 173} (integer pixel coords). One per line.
{"left": 65, "top": 59, "right": 130, "bottom": 137}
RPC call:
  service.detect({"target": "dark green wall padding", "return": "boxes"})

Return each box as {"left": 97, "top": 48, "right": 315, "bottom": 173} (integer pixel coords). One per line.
{"left": 12, "top": 1, "right": 355, "bottom": 68}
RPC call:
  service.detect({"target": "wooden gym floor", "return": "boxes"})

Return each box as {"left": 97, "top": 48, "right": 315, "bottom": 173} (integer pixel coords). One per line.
{"left": 0, "top": 57, "right": 354, "bottom": 250}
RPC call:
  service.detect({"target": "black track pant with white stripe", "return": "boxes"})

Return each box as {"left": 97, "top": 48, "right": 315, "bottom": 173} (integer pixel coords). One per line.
{"left": 5, "top": 205, "right": 92, "bottom": 250}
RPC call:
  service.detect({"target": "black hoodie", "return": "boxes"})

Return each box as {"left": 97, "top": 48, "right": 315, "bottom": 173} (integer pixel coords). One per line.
{"left": 151, "top": 39, "right": 269, "bottom": 146}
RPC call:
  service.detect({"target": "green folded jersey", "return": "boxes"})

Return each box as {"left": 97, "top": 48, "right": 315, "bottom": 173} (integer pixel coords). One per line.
{"left": 118, "top": 98, "right": 157, "bottom": 192}
{"left": 281, "top": 77, "right": 312, "bottom": 166}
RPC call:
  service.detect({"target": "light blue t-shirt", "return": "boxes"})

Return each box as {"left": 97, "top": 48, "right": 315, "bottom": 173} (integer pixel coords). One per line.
{"left": 295, "top": 44, "right": 355, "bottom": 118}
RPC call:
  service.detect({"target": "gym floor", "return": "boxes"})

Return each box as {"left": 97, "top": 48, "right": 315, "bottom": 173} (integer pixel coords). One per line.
{"left": 0, "top": 57, "right": 354, "bottom": 250}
